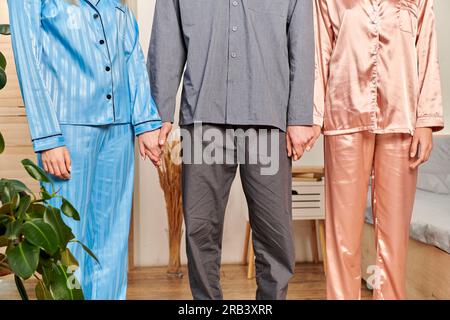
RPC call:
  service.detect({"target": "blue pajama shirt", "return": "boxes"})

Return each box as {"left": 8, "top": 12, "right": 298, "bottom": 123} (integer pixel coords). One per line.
{"left": 8, "top": 0, "right": 161, "bottom": 300}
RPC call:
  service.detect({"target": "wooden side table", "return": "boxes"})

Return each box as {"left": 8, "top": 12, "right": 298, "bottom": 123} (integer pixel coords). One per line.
{"left": 243, "top": 168, "right": 327, "bottom": 279}
{"left": 292, "top": 179, "right": 327, "bottom": 274}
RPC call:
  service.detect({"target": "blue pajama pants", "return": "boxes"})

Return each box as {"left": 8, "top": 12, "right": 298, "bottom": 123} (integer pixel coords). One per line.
{"left": 40, "top": 124, "right": 135, "bottom": 300}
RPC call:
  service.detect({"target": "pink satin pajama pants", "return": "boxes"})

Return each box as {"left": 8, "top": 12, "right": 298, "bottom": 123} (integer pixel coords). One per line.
{"left": 324, "top": 132, "right": 418, "bottom": 300}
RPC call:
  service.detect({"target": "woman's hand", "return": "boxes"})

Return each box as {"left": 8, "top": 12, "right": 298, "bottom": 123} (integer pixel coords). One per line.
{"left": 410, "top": 128, "right": 433, "bottom": 169}
{"left": 286, "top": 126, "right": 315, "bottom": 161}
{"left": 41, "top": 146, "right": 72, "bottom": 180}
{"left": 138, "top": 129, "right": 162, "bottom": 167}
{"left": 306, "top": 125, "right": 322, "bottom": 151}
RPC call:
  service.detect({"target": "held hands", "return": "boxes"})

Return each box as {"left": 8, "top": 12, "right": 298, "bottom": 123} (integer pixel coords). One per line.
{"left": 158, "top": 122, "right": 173, "bottom": 149}
{"left": 41, "top": 146, "right": 72, "bottom": 180}
{"left": 286, "top": 125, "right": 321, "bottom": 161}
{"left": 410, "top": 127, "right": 433, "bottom": 169}
{"left": 138, "top": 129, "right": 162, "bottom": 167}
{"left": 138, "top": 122, "right": 173, "bottom": 167}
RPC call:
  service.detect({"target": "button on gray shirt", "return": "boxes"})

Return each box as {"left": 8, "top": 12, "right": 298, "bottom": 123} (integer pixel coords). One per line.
{"left": 148, "top": 0, "right": 315, "bottom": 131}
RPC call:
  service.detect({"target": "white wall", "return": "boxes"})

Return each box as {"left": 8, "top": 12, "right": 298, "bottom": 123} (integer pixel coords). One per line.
{"left": 133, "top": 0, "right": 450, "bottom": 266}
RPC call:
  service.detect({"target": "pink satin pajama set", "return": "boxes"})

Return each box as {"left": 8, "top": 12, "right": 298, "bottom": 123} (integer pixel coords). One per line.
{"left": 314, "top": 0, "right": 444, "bottom": 299}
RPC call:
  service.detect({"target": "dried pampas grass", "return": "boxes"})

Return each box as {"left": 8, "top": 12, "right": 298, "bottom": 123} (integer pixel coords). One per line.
{"left": 157, "top": 137, "right": 183, "bottom": 277}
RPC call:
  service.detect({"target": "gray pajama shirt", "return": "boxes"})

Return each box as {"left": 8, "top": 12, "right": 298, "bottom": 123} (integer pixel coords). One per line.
{"left": 148, "top": 0, "right": 315, "bottom": 300}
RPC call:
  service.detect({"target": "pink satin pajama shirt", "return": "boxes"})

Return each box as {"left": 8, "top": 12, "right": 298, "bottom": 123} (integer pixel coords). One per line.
{"left": 314, "top": 0, "right": 444, "bottom": 135}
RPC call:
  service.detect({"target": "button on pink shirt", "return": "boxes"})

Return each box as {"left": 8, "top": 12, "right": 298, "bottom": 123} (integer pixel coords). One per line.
{"left": 314, "top": 0, "right": 444, "bottom": 135}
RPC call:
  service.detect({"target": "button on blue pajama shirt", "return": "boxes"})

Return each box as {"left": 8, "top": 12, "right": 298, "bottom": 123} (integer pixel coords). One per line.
{"left": 8, "top": 0, "right": 162, "bottom": 299}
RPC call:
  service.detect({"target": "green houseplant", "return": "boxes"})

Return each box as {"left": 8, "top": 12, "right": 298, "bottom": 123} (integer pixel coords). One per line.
{"left": 0, "top": 23, "right": 97, "bottom": 300}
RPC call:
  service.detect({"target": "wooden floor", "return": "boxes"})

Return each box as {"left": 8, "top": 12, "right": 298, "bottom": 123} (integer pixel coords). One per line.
{"left": 0, "top": 264, "right": 372, "bottom": 300}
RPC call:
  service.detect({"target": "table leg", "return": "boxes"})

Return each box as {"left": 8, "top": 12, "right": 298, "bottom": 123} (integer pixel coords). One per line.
{"left": 318, "top": 220, "right": 327, "bottom": 276}
{"left": 247, "top": 237, "right": 255, "bottom": 279}
{"left": 311, "top": 220, "right": 319, "bottom": 263}
{"left": 243, "top": 221, "right": 251, "bottom": 265}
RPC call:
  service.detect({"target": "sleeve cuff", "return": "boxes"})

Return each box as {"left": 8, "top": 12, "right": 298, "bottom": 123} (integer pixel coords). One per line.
{"left": 313, "top": 115, "right": 324, "bottom": 127}
{"left": 287, "top": 117, "right": 314, "bottom": 126}
{"left": 32, "top": 135, "right": 65, "bottom": 153}
{"left": 416, "top": 117, "right": 444, "bottom": 132}
{"left": 134, "top": 120, "right": 163, "bottom": 136}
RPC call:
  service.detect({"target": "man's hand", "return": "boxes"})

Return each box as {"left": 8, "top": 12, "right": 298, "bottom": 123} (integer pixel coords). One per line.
{"left": 138, "top": 130, "right": 162, "bottom": 167}
{"left": 158, "top": 122, "right": 173, "bottom": 148}
{"left": 410, "top": 127, "right": 433, "bottom": 169}
{"left": 41, "top": 146, "right": 71, "bottom": 180}
{"left": 286, "top": 125, "right": 316, "bottom": 161}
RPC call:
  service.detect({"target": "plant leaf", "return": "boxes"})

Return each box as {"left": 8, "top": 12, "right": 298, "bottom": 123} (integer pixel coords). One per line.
{"left": 0, "top": 216, "right": 10, "bottom": 229}
{"left": 5, "top": 220, "right": 22, "bottom": 240}
{"left": 0, "top": 235, "right": 8, "bottom": 247}
{"left": 0, "top": 24, "right": 10, "bottom": 35}
{"left": 44, "top": 262, "right": 84, "bottom": 300}
{"left": 21, "top": 159, "right": 51, "bottom": 183}
{"left": 59, "top": 248, "right": 78, "bottom": 268}
{"left": 22, "top": 219, "right": 58, "bottom": 255}
{"left": 37, "top": 256, "right": 53, "bottom": 278}
{"left": 14, "top": 275, "right": 29, "bottom": 300}
{"left": 5, "top": 179, "right": 33, "bottom": 194}
{"left": 41, "top": 187, "right": 53, "bottom": 200}
{"left": 61, "top": 198, "right": 80, "bottom": 221}
{"left": 28, "top": 203, "right": 46, "bottom": 219}
{"left": 0, "top": 203, "right": 11, "bottom": 215}
{"left": 44, "top": 207, "right": 75, "bottom": 249}
{"left": 70, "top": 240, "right": 100, "bottom": 265}
{"left": 6, "top": 241, "right": 39, "bottom": 279}
{"left": 40, "top": 261, "right": 52, "bottom": 286}
{"left": 0, "top": 51, "right": 6, "bottom": 70}
{"left": 35, "top": 280, "right": 53, "bottom": 300}
{"left": 1, "top": 184, "right": 11, "bottom": 203}
{"left": 0, "top": 67, "right": 6, "bottom": 91}
{"left": 0, "top": 131, "right": 4, "bottom": 154}
{"left": 16, "top": 195, "right": 31, "bottom": 220}
{"left": 11, "top": 193, "right": 20, "bottom": 211}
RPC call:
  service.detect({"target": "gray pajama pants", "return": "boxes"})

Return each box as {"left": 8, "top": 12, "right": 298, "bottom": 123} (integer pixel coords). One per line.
{"left": 181, "top": 124, "right": 295, "bottom": 300}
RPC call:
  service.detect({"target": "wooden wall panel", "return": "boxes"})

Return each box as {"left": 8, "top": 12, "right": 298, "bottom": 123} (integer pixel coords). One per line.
{"left": 0, "top": 2, "right": 39, "bottom": 193}
{"left": 0, "top": 39, "right": 23, "bottom": 110}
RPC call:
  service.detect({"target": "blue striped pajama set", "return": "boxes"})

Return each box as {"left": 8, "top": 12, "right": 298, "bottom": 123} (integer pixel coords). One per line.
{"left": 8, "top": 0, "right": 162, "bottom": 299}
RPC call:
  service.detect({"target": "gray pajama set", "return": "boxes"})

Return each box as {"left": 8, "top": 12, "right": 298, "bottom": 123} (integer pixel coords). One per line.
{"left": 148, "top": 0, "right": 315, "bottom": 300}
